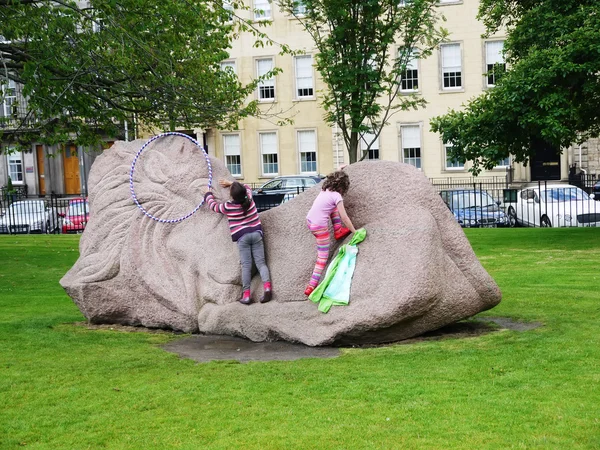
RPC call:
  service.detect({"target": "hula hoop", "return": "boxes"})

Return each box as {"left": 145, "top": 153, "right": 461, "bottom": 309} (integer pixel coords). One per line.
{"left": 129, "top": 132, "right": 213, "bottom": 223}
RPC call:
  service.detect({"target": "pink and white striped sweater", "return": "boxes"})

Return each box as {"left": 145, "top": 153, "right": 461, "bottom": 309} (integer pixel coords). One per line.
{"left": 204, "top": 186, "right": 263, "bottom": 242}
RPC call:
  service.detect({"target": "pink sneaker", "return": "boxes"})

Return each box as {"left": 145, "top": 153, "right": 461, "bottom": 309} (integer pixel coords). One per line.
{"left": 334, "top": 226, "right": 351, "bottom": 240}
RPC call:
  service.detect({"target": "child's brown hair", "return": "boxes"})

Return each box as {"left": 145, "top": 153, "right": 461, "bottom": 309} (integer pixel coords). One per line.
{"left": 322, "top": 170, "right": 350, "bottom": 195}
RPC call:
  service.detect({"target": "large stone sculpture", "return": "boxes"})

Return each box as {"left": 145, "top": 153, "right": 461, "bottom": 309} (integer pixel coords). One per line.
{"left": 60, "top": 137, "right": 501, "bottom": 346}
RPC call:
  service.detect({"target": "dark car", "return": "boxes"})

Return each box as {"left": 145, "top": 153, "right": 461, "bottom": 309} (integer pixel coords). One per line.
{"left": 61, "top": 198, "right": 89, "bottom": 234}
{"left": 440, "top": 189, "right": 510, "bottom": 228}
{"left": 593, "top": 180, "right": 600, "bottom": 200}
{"left": 253, "top": 175, "right": 322, "bottom": 211}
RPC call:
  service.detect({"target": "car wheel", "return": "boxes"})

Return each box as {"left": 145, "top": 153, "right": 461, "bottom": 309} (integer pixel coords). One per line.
{"left": 507, "top": 207, "right": 517, "bottom": 228}
{"left": 540, "top": 215, "right": 552, "bottom": 228}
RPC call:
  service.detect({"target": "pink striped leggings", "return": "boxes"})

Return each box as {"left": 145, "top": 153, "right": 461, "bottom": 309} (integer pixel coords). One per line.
{"left": 306, "top": 208, "right": 343, "bottom": 288}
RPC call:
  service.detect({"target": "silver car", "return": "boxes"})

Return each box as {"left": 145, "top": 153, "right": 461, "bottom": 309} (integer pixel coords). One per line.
{"left": 0, "top": 200, "right": 61, "bottom": 234}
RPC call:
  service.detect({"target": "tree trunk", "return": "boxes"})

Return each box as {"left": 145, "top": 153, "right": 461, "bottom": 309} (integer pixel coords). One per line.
{"left": 348, "top": 131, "right": 359, "bottom": 164}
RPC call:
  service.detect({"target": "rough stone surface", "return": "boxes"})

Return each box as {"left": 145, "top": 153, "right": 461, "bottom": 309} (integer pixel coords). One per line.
{"left": 60, "top": 137, "right": 502, "bottom": 346}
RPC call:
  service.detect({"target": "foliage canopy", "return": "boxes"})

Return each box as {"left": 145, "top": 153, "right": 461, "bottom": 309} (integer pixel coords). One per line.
{"left": 430, "top": 0, "right": 600, "bottom": 175}
{"left": 278, "top": 0, "right": 447, "bottom": 164}
{"left": 0, "top": 0, "right": 278, "bottom": 148}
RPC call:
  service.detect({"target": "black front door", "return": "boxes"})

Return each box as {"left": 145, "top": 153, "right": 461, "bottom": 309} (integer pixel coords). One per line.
{"left": 530, "top": 139, "right": 561, "bottom": 181}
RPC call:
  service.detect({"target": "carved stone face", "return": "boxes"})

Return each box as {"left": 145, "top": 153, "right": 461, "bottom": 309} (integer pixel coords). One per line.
{"left": 61, "top": 137, "right": 501, "bottom": 346}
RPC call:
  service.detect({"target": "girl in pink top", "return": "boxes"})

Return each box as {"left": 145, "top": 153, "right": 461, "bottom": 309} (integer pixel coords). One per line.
{"left": 304, "top": 170, "right": 356, "bottom": 296}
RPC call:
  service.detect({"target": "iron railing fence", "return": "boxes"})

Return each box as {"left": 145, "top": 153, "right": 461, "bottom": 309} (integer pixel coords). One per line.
{"left": 2, "top": 177, "right": 600, "bottom": 234}
{"left": 568, "top": 173, "right": 598, "bottom": 194}
{"left": 433, "top": 180, "right": 600, "bottom": 228}
{"left": 0, "top": 194, "right": 87, "bottom": 235}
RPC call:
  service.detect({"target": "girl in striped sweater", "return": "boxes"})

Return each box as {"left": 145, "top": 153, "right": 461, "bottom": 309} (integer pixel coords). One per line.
{"left": 305, "top": 170, "right": 356, "bottom": 296}
{"left": 204, "top": 179, "right": 272, "bottom": 305}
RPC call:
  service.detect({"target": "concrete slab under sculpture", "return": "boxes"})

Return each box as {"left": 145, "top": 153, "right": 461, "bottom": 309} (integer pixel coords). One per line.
{"left": 60, "top": 137, "right": 501, "bottom": 346}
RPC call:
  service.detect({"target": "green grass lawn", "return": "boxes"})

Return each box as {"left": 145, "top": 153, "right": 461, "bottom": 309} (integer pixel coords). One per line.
{"left": 1, "top": 230, "right": 599, "bottom": 449}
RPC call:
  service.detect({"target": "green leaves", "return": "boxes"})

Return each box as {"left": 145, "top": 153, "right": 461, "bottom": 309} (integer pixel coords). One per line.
{"left": 279, "top": 0, "right": 446, "bottom": 163}
{"left": 432, "top": 0, "right": 600, "bottom": 175}
{"left": 0, "top": 0, "right": 264, "bottom": 147}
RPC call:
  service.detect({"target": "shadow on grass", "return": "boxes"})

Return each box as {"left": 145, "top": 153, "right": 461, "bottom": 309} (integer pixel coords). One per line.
{"left": 65, "top": 317, "right": 542, "bottom": 363}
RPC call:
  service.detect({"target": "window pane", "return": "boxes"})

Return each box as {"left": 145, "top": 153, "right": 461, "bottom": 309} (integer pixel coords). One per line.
{"left": 223, "top": 134, "right": 240, "bottom": 156}
{"left": 441, "top": 44, "right": 462, "bottom": 89}
{"left": 226, "top": 155, "right": 241, "bottom": 176}
{"left": 257, "top": 58, "right": 275, "bottom": 99}
{"left": 254, "top": 0, "right": 271, "bottom": 19}
{"left": 295, "top": 55, "right": 314, "bottom": 97}
{"left": 7, "top": 153, "right": 23, "bottom": 182}
{"left": 400, "top": 48, "right": 419, "bottom": 91}
{"left": 262, "top": 153, "right": 278, "bottom": 175}
{"left": 401, "top": 126, "right": 421, "bottom": 168}
{"left": 298, "top": 130, "right": 317, "bottom": 173}
{"left": 445, "top": 145, "right": 463, "bottom": 169}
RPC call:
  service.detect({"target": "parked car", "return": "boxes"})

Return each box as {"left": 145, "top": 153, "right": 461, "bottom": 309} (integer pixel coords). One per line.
{"left": 253, "top": 175, "right": 322, "bottom": 211}
{"left": 440, "top": 189, "right": 510, "bottom": 228}
{"left": 61, "top": 197, "right": 90, "bottom": 234}
{"left": 593, "top": 180, "right": 600, "bottom": 200}
{"left": 507, "top": 184, "right": 600, "bottom": 227}
{"left": 0, "top": 200, "right": 60, "bottom": 234}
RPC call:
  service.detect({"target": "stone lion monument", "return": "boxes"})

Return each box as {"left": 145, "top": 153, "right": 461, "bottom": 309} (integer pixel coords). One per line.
{"left": 60, "top": 136, "right": 501, "bottom": 346}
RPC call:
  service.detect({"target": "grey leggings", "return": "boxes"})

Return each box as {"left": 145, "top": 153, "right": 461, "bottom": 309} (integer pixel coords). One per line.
{"left": 237, "top": 231, "right": 270, "bottom": 291}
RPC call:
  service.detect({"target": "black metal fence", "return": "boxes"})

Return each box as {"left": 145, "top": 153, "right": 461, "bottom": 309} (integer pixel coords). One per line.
{"left": 2, "top": 176, "right": 600, "bottom": 234}
{"left": 433, "top": 179, "right": 600, "bottom": 228}
{"left": 0, "top": 193, "right": 88, "bottom": 235}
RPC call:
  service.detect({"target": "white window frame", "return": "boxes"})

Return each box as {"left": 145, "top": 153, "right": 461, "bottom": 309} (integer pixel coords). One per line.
{"left": 400, "top": 124, "right": 422, "bottom": 169}
{"left": 484, "top": 40, "right": 505, "bottom": 88}
{"left": 256, "top": 57, "right": 276, "bottom": 101}
{"left": 1, "top": 79, "right": 17, "bottom": 118}
{"left": 223, "top": 0, "right": 234, "bottom": 23}
{"left": 496, "top": 155, "right": 511, "bottom": 169}
{"left": 254, "top": 0, "right": 271, "bottom": 20}
{"left": 294, "top": 55, "right": 314, "bottom": 99}
{"left": 7, "top": 151, "right": 24, "bottom": 183}
{"left": 293, "top": 0, "right": 307, "bottom": 15}
{"left": 399, "top": 47, "right": 419, "bottom": 93}
{"left": 444, "top": 143, "right": 464, "bottom": 171}
{"left": 220, "top": 59, "right": 237, "bottom": 74}
{"left": 297, "top": 129, "right": 318, "bottom": 174}
{"left": 259, "top": 131, "right": 279, "bottom": 176}
{"left": 438, "top": 0, "right": 462, "bottom": 4}
{"left": 222, "top": 133, "right": 242, "bottom": 177}
{"left": 440, "top": 43, "right": 463, "bottom": 91}
{"left": 360, "top": 132, "right": 380, "bottom": 160}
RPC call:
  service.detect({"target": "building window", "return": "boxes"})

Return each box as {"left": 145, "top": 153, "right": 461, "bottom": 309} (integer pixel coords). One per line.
{"left": 220, "top": 60, "right": 236, "bottom": 74}
{"left": 223, "top": 134, "right": 241, "bottom": 176}
{"left": 400, "top": 48, "right": 419, "bottom": 92}
{"left": 259, "top": 132, "right": 278, "bottom": 175}
{"left": 401, "top": 125, "right": 421, "bottom": 169}
{"left": 360, "top": 132, "right": 380, "bottom": 160}
{"left": 298, "top": 130, "right": 317, "bottom": 173}
{"left": 444, "top": 143, "right": 464, "bottom": 170}
{"left": 7, "top": 152, "right": 23, "bottom": 182}
{"left": 485, "top": 40, "right": 505, "bottom": 87}
{"left": 295, "top": 55, "right": 314, "bottom": 98}
{"left": 441, "top": 43, "right": 462, "bottom": 90}
{"left": 223, "top": 0, "right": 234, "bottom": 22}
{"left": 293, "top": 0, "right": 307, "bottom": 15}
{"left": 497, "top": 156, "right": 510, "bottom": 168}
{"left": 256, "top": 58, "right": 275, "bottom": 101}
{"left": 254, "top": 0, "right": 271, "bottom": 20}
{"left": 1, "top": 79, "right": 17, "bottom": 118}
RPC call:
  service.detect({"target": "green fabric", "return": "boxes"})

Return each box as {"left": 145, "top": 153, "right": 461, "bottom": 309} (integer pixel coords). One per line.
{"left": 309, "top": 228, "right": 367, "bottom": 313}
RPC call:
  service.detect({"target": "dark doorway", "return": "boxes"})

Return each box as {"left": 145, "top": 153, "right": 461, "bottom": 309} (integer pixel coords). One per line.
{"left": 530, "top": 139, "right": 561, "bottom": 181}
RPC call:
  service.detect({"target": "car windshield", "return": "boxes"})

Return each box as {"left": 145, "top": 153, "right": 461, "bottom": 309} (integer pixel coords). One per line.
{"left": 541, "top": 188, "right": 589, "bottom": 202}
{"left": 450, "top": 192, "right": 496, "bottom": 209}
{"left": 68, "top": 202, "right": 89, "bottom": 216}
{"left": 261, "top": 180, "right": 283, "bottom": 189}
{"left": 8, "top": 202, "right": 45, "bottom": 214}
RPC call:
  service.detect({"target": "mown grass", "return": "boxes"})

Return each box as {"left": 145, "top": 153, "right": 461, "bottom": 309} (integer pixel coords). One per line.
{"left": 1, "top": 230, "right": 599, "bottom": 449}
